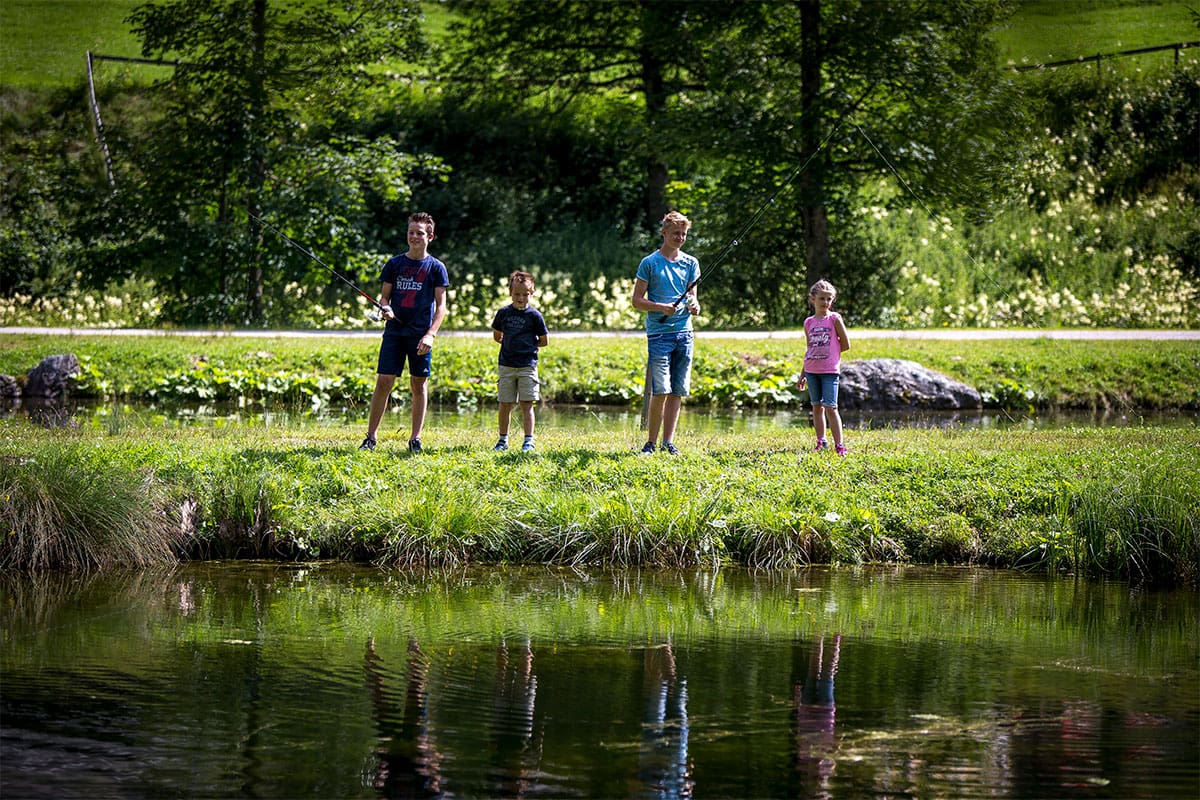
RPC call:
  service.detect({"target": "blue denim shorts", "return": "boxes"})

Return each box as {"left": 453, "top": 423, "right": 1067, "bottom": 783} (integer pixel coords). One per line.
{"left": 805, "top": 372, "right": 840, "bottom": 408}
{"left": 377, "top": 335, "right": 432, "bottom": 378}
{"left": 647, "top": 331, "right": 694, "bottom": 396}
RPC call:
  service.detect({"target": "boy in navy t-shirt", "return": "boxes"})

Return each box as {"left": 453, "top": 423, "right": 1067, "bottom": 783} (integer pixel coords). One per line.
{"left": 490, "top": 271, "right": 549, "bottom": 452}
{"left": 360, "top": 212, "right": 449, "bottom": 453}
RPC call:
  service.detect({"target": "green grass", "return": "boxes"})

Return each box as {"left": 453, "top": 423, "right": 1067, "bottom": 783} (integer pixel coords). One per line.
{"left": 5, "top": 1, "right": 1198, "bottom": 89}
{"left": 994, "top": 0, "right": 1199, "bottom": 68}
{"left": 1, "top": 333, "right": 1197, "bottom": 411}
{"left": 2, "top": 422, "right": 1196, "bottom": 584}
{"left": 0, "top": 0, "right": 147, "bottom": 88}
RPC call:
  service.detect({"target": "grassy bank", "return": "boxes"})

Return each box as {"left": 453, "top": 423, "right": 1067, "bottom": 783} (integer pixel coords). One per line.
{"left": 2, "top": 333, "right": 1199, "bottom": 411}
{"left": 1, "top": 422, "right": 1197, "bottom": 586}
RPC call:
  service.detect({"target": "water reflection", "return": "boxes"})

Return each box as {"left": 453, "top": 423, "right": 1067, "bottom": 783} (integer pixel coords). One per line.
{"left": 365, "top": 637, "right": 443, "bottom": 797}
{"left": 794, "top": 633, "right": 841, "bottom": 797}
{"left": 2, "top": 397, "right": 1193, "bottom": 431}
{"left": 1, "top": 566, "right": 1197, "bottom": 799}
{"left": 638, "top": 639, "right": 693, "bottom": 799}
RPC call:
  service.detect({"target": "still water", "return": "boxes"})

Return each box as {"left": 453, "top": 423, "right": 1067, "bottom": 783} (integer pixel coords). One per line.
{"left": 2, "top": 565, "right": 1196, "bottom": 799}
{"left": 2, "top": 397, "right": 1193, "bottom": 433}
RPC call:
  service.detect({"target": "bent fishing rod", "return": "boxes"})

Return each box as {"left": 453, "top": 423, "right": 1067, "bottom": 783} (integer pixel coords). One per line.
{"left": 249, "top": 212, "right": 385, "bottom": 322}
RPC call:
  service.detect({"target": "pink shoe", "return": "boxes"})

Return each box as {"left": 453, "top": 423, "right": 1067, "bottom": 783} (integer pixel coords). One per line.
{"left": 835, "top": 443, "right": 847, "bottom": 457}
{"left": 814, "top": 439, "right": 827, "bottom": 452}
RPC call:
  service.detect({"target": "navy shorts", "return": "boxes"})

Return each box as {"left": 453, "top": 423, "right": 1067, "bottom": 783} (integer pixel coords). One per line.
{"left": 377, "top": 335, "right": 432, "bottom": 378}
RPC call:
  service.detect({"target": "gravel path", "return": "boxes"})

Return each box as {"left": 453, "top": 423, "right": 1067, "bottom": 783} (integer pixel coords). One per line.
{"left": 2, "top": 326, "right": 1197, "bottom": 340}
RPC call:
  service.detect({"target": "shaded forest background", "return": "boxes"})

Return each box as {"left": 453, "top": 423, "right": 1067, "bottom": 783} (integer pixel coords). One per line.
{"left": 1, "top": 0, "right": 1197, "bottom": 330}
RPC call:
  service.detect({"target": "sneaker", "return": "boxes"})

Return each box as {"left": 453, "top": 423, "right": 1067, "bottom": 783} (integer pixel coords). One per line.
{"left": 494, "top": 438, "right": 509, "bottom": 451}
{"left": 359, "top": 436, "right": 376, "bottom": 452}
{"left": 835, "top": 443, "right": 847, "bottom": 457}
{"left": 408, "top": 438, "right": 422, "bottom": 453}
{"left": 661, "top": 441, "right": 679, "bottom": 456}
{"left": 639, "top": 441, "right": 657, "bottom": 455}
{"left": 814, "top": 439, "right": 828, "bottom": 452}
{"left": 521, "top": 441, "right": 535, "bottom": 452}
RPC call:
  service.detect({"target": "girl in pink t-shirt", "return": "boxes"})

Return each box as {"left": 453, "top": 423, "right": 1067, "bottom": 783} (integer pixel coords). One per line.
{"left": 795, "top": 280, "right": 851, "bottom": 455}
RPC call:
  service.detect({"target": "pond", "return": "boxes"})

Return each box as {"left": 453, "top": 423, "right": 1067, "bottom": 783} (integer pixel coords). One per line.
{"left": 2, "top": 397, "right": 1194, "bottom": 433}
{"left": 2, "top": 565, "right": 1197, "bottom": 799}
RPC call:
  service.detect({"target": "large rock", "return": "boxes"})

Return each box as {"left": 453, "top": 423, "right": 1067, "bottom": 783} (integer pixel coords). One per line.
{"left": 24, "top": 354, "right": 81, "bottom": 398}
{"left": 838, "top": 358, "right": 981, "bottom": 411}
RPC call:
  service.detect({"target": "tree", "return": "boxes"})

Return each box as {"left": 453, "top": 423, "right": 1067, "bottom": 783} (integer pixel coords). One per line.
{"left": 687, "top": 0, "right": 1022, "bottom": 323}
{"left": 437, "top": 1, "right": 1021, "bottom": 325}
{"left": 439, "top": 0, "right": 744, "bottom": 233}
{"left": 120, "top": 0, "right": 438, "bottom": 325}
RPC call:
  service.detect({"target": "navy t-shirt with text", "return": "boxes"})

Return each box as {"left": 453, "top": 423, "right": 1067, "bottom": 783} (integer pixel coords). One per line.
{"left": 491, "top": 305, "right": 548, "bottom": 368}
{"left": 378, "top": 254, "right": 450, "bottom": 338}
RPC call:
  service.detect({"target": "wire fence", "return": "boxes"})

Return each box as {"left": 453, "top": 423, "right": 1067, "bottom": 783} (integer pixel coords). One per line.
{"left": 1010, "top": 40, "right": 1199, "bottom": 73}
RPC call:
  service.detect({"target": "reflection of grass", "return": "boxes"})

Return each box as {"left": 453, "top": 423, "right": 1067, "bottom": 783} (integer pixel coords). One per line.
{"left": 1, "top": 422, "right": 1196, "bottom": 585}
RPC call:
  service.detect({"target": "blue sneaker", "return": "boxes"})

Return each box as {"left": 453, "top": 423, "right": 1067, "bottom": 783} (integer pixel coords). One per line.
{"left": 359, "top": 436, "right": 376, "bottom": 452}
{"left": 494, "top": 438, "right": 509, "bottom": 451}
{"left": 661, "top": 441, "right": 679, "bottom": 456}
{"left": 639, "top": 441, "right": 657, "bottom": 455}
{"left": 522, "top": 440, "right": 535, "bottom": 452}
{"left": 408, "top": 438, "right": 422, "bottom": 453}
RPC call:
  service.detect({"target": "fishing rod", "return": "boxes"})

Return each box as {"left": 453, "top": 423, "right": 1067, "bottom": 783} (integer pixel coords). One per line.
{"left": 249, "top": 212, "right": 385, "bottom": 322}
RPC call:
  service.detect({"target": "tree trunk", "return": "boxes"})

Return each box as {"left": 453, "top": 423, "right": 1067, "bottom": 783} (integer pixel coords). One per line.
{"left": 639, "top": 1, "right": 671, "bottom": 230}
{"left": 245, "top": 0, "right": 268, "bottom": 324}
{"left": 798, "top": 0, "right": 830, "bottom": 289}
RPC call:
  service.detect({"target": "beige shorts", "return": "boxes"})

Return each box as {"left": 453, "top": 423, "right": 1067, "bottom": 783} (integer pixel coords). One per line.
{"left": 498, "top": 364, "right": 540, "bottom": 403}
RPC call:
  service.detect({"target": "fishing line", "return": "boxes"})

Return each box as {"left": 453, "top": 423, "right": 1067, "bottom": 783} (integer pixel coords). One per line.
{"left": 852, "top": 123, "right": 1024, "bottom": 326}
{"left": 662, "top": 118, "right": 850, "bottom": 314}
{"left": 249, "top": 212, "right": 385, "bottom": 322}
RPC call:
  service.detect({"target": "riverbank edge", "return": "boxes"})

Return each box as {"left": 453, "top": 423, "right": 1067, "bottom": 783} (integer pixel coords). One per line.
{"left": 1, "top": 426, "right": 1196, "bottom": 587}
{"left": 2, "top": 332, "right": 1199, "bottom": 411}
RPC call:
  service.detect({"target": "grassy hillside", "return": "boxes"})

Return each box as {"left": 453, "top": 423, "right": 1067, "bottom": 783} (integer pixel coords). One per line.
{"left": 4, "top": 0, "right": 1198, "bottom": 88}
{"left": 0, "top": 0, "right": 144, "bottom": 88}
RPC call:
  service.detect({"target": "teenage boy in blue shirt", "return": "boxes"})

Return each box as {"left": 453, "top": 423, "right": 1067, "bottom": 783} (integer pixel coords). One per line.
{"left": 632, "top": 210, "right": 700, "bottom": 456}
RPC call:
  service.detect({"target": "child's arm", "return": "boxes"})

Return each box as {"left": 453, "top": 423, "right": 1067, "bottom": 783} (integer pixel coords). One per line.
{"left": 537, "top": 334, "right": 548, "bottom": 348}
{"left": 834, "top": 313, "right": 850, "bottom": 351}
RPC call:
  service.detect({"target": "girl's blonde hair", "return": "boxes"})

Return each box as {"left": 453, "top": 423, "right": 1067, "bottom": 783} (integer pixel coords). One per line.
{"left": 809, "top": 279, "right": 837, "bottom": 299}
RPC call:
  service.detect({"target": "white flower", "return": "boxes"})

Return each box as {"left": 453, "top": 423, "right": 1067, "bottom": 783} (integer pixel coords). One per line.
{"left": 823, "top": 511, "right": 841, "bottom": 523}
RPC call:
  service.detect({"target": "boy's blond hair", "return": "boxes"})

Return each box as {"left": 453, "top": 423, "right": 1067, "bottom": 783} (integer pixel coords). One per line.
{"left": 661, "top": 210, "right": 691, "bottom": 232}
{"left": 809, "top": 279, "right": 837, "bottom": 300}
{"left": 509, "top": 270, "right": 535, "bottom": 292}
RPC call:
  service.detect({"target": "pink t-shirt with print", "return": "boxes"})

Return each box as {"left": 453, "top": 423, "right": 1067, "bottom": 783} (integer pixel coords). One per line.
{"left": 803, "top": 312, "right": 843, "bottom": 374}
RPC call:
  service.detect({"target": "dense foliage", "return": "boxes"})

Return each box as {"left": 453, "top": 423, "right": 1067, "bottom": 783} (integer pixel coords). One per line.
{"left": 1, "top": 1, "right": 1197, "bottom": 329}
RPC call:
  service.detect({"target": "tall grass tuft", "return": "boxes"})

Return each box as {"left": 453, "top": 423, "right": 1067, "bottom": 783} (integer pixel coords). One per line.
{"left": 1067, "top": 461, "right": 1200, "bottom": 586}
{"left": 0, "top": 450, "right": 183, "bottom": 571}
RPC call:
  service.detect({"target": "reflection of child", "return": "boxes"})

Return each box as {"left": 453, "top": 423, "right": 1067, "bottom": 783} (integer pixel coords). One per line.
{"left": 796, "top": 280, "right": 850, "bottom": 456}
{"left": 794, "top": 633, "right": 841, "bottom": 789}
{"left": 491, "top": 271, "right": 549, "bottom": 452}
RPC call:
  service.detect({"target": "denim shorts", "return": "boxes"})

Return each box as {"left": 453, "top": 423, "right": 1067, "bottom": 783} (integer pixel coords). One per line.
{"left": 647, "top": 331, "right": 694, "bottom": 396}
{"left": 805, "top": 372, "right": 840, "bottom": 408}
{"left": 497, "top": 364, "right": 540, "bottom": 403}
{"left": 376, "top": 335, "right": 432, "bottom": 378}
